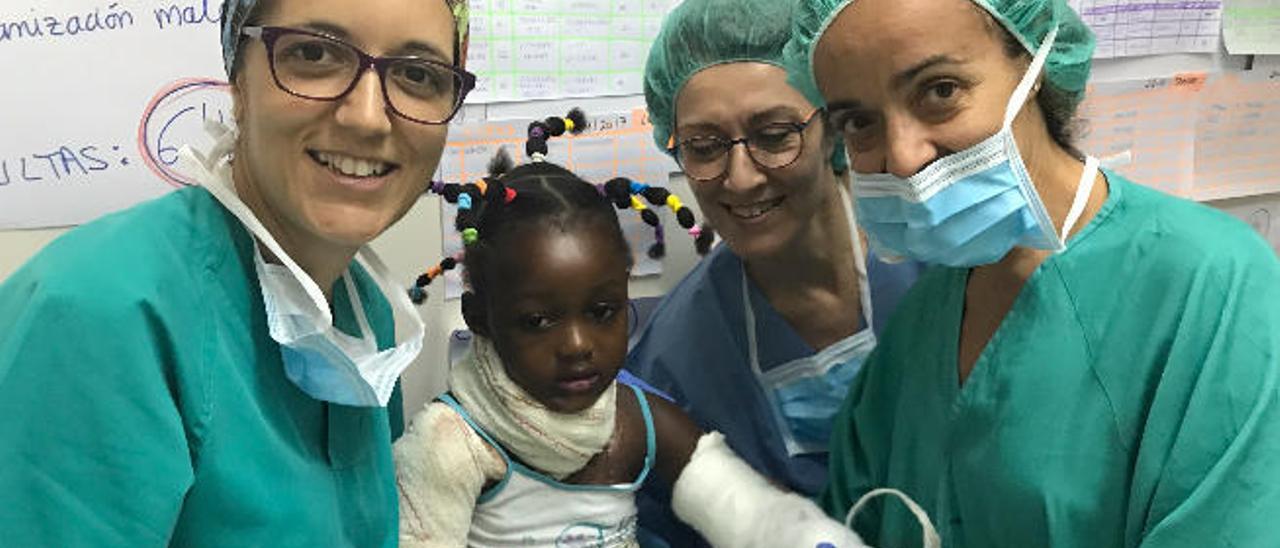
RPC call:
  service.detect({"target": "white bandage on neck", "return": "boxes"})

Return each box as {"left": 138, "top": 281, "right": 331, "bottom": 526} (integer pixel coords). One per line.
{"left": 449, "top": 336, "right": 617, "bottom": 480}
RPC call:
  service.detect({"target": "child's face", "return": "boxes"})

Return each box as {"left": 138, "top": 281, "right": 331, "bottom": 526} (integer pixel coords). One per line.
{"left": 484, "top": 224, "right": 630, "bottom": 413}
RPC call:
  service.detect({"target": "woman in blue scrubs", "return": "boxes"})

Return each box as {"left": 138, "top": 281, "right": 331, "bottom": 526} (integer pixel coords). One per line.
{"left": 626, "top": 0, "right": 920, "bottom": 544}
{"left": 0, "top": 0, "right": 471, "bottom": 545}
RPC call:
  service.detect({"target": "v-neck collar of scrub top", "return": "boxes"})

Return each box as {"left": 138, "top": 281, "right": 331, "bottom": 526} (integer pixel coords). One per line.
{"left": 201, "top": 184, "right": 398, "bottom": 470}
{"left": 939, "top": 170, "right": 1121, "bottom": 407}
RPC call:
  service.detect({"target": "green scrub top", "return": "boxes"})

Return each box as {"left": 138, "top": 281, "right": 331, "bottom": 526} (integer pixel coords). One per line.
{"left": 0, "top": 187, "right": 406, "bottom": 547}
{"left": 822, "top": 172, "right": 1280, "bottom": 547}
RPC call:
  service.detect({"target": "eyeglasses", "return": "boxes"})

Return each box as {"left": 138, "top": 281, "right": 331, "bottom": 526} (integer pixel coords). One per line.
{"left": 671, "top": 109, "right": 822, "bottom": 182}
{"left": 241, "top": 26, "right": 476, "bottom": 125}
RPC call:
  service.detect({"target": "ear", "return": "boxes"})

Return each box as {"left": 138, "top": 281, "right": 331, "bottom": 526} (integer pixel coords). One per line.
{"left": 461, "top": 291, "right": 491, "bottom": 337}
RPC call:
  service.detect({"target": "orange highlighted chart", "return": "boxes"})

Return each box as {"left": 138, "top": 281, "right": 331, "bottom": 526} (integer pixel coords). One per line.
{"left": 1076, "top": 71, "right": 1280, "bottom": 202}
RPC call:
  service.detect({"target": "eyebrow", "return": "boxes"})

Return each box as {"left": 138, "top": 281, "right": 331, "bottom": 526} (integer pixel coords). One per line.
{"left": 891, "top": 54, "right": 967, "bottom": 89}
{"left": 677, "top": 106, "right": 806, "bottom": 136}
{"left": 746, "top": 106, "right": 806, "bottom": 127}
{"left": 294, "top": 20, "right": 451, "bottom": 62}
{"left": 506, "top": 283, "right": 627, "bottom": 308}
{"left": 825, "top": 98, "right": 864, "bottom": 113}
{"left": 674, "top": 121, "right": 724, "bottom": 137}
{"left": 826, "top": 54, "right": 968, "bottom": 114}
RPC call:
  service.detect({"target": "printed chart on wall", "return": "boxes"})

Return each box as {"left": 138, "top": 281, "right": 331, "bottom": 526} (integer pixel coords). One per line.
{"left": 1076, "top": 70, "right": 1280, "bottom": 201}
{"left": 464, "top": 0, "right": 672, "bottom": 102}
{"left": 0, "top": 1, "right": 227, "bottom": 229}
{"left": 1222, "top": 0, "right": 1280, "bottom": 54}
{"left": 434, "top": 110, "right": 680, "bottom": 298}
{"left": 1067, "top": 0, "right": 1223, "bottom": 57}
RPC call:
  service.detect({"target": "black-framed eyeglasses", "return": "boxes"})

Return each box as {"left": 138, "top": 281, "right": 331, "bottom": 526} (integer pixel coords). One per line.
{"left": 241, "top": 26, "right": 477, "bottom": 125}
{"left": 671, "top": 108, "right": 822, "bottom": 182}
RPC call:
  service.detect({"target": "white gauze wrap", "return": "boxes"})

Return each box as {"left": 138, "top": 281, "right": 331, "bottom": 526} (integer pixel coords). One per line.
{"left": 672, "top": 432, "right": 870, "bottom": 547}
{"left": 672, "top": 433, "right": 941, "bottom": 548}
{"left": 449, "top": 336, "right": 617, "bottom": 480}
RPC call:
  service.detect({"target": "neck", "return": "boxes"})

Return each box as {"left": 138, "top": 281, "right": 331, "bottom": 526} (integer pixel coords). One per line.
{"left": 744, "top": 177, "right": 857, "bottom": 295}
{"left": 232, "top": 159, "right": 357, "bottom": 302}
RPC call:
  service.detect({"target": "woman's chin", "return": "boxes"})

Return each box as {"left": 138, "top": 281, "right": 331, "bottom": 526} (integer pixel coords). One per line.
{"left": 305, "top": 206, "right": 397, "bottom": 248}
{"left": 723, "top": 227, "right": 795, "bottom": 262}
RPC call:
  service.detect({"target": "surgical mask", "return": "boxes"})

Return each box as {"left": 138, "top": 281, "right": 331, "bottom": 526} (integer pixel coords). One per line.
{"left": 853, "top": 26, "right": 1099, "bottom": 267}
{"left": 746, "top": 185, "right": 875, "bottom": 457}
{"left": 182, "top": 123, "right": 425, "bottom": 407}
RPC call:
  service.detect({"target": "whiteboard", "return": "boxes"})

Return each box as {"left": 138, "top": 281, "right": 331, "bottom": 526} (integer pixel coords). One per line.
{"left": 0, "top": 2, "right": 227, "bottom": 229}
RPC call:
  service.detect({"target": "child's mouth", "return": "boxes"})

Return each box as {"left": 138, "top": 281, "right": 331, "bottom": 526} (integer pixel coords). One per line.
{"left": 557, "top": 373, "right": 601, "bottom": 394}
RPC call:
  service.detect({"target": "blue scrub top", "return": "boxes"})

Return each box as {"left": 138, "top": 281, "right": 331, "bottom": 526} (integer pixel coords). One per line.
{"left": 627, "top": 242, "right": 921, "bottom": 545}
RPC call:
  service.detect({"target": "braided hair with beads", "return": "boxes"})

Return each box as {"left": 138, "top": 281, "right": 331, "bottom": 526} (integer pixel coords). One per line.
{"left": 408, "top": 109, "right": 713, "bottom": 304}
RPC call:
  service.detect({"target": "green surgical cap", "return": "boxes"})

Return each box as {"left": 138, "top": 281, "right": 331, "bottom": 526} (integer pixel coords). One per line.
{"left": 784, "top": 0, "right": 1095, "bottom": 108}
{"left": 645, "top": 0, "right": 848, "bottom": 171}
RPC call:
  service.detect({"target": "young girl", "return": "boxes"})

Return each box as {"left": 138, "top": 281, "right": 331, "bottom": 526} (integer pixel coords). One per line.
{"left": 394, "top": 112, "right": 935, "bottom": 548}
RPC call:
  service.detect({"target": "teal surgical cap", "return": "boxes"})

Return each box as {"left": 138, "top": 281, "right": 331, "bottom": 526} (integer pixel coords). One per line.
{"left": 219, "top": 0, "right": 471, "bottom": 78}
{"left": 784, "top": 0, "right": 1095, "bottom": 108}
{"left": 220, "top": 0, "right": 256, "bottom": 77}
{"left": 644, "top": 0, "right": 847, "bottom": 171}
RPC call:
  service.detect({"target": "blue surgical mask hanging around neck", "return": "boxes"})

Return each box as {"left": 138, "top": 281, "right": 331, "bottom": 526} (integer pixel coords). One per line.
{"left": 745, "top": 185, "right": 876, "bottom": 456}
{"left": 852, "top": 26, "right": 1099, "bottom": 268}
{"left": 182, "top": 123, "right": 425, "bottom": 407}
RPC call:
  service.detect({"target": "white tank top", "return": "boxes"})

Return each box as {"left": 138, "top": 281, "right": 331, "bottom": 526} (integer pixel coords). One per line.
{"left": 440, "top": 384, "right": 655, "bottom": 548}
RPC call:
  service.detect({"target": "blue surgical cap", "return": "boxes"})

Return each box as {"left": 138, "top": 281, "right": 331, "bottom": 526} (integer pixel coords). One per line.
{"left": 784, "top": 0, "right": 1095, "bottom": 108}
{"left": 219, "top": 0, "right": 471, "bottom": 78}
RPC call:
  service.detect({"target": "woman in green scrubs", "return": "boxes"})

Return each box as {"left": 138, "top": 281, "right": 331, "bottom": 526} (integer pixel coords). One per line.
{"left": 785, "top": 0, "right": 1280, "bottom": 546}
{"left": 0, "top": 0, "right": 471, "bottom": 545}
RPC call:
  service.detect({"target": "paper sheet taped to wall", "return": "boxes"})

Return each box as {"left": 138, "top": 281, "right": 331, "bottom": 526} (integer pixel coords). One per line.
{"left": 434, "top": 109, "right": 681, "bottom": 298}
{"left": 464, "top": 0, "right": 672, "bottom": 103}
{"left": 1067, "top": 0, "right": 1224, "bottom": 58}
{"left": 1223, "top": 0, "right": 1280, "bottom": 54}
{"left": 1076, "top": 70, "right": 1280, "bottom": 201}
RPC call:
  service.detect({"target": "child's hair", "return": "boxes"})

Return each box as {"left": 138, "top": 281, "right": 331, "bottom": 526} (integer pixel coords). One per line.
{"left": 464, "top": 158, "right": 631, "bottom": 301}
{"left": 409, "top": 109, "right": 715, "bottom": 304}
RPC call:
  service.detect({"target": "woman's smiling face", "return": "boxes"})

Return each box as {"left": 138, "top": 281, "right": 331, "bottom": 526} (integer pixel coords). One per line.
{"left": 673, "top": 62, "right": 838, "bottom": 262}
{"left": 231, "top": 0, "right": 458, "bottom": 251}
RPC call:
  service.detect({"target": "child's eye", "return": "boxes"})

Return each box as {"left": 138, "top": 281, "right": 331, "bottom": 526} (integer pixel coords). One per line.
{"left": 521, "top": 314, "right": 556, "bottom": 331}
{"left": 589, "top": 303, "right": 621, "bottom": 323}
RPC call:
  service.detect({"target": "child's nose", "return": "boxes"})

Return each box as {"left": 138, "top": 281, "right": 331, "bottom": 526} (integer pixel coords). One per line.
{"left": 557, "top": 321, "right": 594, "bottom": 362}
